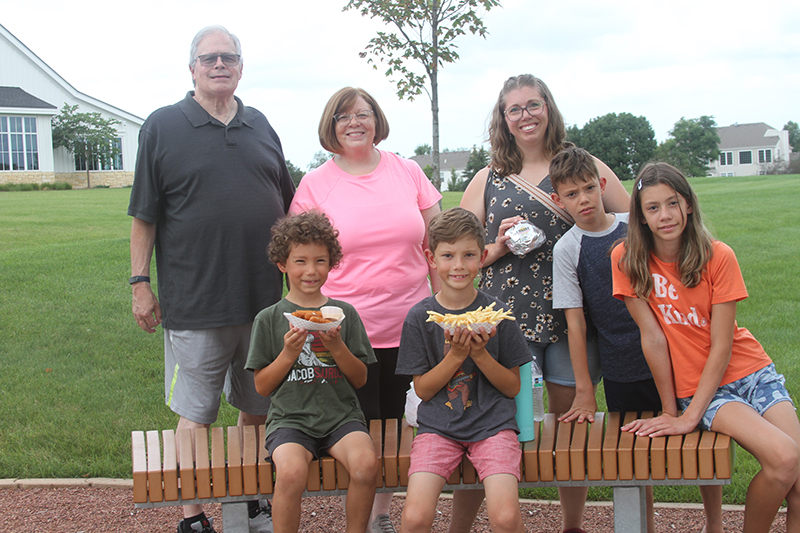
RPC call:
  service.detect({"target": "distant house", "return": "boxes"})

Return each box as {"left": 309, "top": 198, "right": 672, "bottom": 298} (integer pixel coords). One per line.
{"left": 710, "top": 123, "right": 791, "bottom": 177}
{"left": 410, "top": 150, "right": 471, "bottom": 191}
{"left": 1, "top": 23, "right": 143, "bottom": 188}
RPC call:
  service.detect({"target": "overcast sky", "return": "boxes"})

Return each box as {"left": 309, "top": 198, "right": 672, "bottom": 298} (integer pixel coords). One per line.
{"left": 4, "top": 0, "right": 799, "bottom": 169}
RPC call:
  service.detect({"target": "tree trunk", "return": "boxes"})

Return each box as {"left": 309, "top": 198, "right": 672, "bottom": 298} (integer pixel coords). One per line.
{"left": 430, "top": 0, "right": 441, "bottom": 191}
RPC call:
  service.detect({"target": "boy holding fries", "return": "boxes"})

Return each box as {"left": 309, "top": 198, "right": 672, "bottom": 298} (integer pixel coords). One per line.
{"left": 396, "top": 207, "right": 530, "bottom": 533}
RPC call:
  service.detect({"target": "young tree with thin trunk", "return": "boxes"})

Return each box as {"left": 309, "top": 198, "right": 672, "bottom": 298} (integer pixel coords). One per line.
{"left": 51, "top": 104, "right": 120, "bottom": 188}
{"left": 344, "top": 0, "right": 501, "bottom": 191}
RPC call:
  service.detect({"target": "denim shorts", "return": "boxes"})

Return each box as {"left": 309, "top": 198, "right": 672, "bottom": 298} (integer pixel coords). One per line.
{"left": 528, "top": 339, "right": 601, "bottom": 387}
{"left": 678, "top": 363, "right": 793, "bottom": 431}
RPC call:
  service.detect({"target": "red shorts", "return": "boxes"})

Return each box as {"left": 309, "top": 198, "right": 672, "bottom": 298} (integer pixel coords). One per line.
{"left": 408, "top": 429, "right": 521, "bottom": 482}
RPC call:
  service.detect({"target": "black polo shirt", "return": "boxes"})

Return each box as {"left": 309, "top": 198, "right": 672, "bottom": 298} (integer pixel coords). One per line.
{"left": 128, "top": 92, "right": 295, "bottom": 330}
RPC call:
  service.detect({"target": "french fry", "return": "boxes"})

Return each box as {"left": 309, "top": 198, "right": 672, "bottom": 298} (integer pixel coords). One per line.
{"left": 426, "top": 303, "right": 515, "bottom": 329}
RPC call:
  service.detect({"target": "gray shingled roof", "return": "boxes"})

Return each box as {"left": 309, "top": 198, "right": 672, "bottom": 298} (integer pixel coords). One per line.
{"left": 411, "top": 150, "right": 471, "bottom": 169}
{"left": 717, "top": 122, "right": 778, "bottom": 150}
{"left": 0, "top": 86, "right": 57, "bottom": 109}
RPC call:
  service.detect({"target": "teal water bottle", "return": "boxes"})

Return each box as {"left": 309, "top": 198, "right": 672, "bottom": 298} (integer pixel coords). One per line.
{"left": 514, "top": 362, "right": 535, "bottom": 442}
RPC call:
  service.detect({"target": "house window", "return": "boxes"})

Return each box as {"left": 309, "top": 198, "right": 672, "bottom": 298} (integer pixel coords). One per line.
{"left": 0, "top": 116, "right": 39, "bottom": 171}
{"left": 739, "top": 151, "right": 752, "bottom": 165}
{"left": 758, "top": 149, "right": 772, "bottom": 164}
{"left": 74, "top": 137, "right": 123, "bottom": 171}
{"left": 721, "top": 172, "right": 735, "bottom": 177}
{"left": 719, "top": 152, "right": 733, "bottom": 166}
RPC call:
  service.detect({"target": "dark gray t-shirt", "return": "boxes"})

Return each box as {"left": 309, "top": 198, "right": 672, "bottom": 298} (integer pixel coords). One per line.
{"left": 397, "top": 292, "right": 532, "bottom": 442}
{"left": 553, "top": 213, "right": 652, "bottom": 382}
{"left": 128, "top": 92, "right": 295, "bottom": 329}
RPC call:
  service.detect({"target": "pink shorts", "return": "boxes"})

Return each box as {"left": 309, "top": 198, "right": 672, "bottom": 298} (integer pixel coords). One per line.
{"left": 408, "top": 430, "right": 521, "bottom": 482}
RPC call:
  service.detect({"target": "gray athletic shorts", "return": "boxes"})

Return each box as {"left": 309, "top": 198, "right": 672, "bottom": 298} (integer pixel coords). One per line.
{"left": 164, "top": 324, "right": 270, "bottom": 424}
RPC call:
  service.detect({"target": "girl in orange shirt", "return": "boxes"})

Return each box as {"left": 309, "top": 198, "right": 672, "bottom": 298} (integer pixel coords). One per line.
{"left": 611, "top": 162, "right": 799, "bottom": 533}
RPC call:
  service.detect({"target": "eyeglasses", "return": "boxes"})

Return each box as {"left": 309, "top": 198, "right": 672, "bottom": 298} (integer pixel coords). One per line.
{"left": 195, "top": 53, "right": 241, "bottom": 67}
{"left": 333, "top": 110, "right": 374, "bottom": 124}
{"left": 504, "top": 101, "right": 546, "bottom": 122}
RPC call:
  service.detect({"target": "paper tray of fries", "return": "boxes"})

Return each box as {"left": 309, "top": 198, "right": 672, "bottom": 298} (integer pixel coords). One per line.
{"left": 426, "top": 303, "right": 515, "bottom": 335}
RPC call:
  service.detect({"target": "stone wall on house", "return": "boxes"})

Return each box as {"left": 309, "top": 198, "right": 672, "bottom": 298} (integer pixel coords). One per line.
{"left": 0, "top": 171, "right": 134, "bottom": 188}
{"left": 1, "top": 171, "right": 134, "bottom": 188}
{"left": 55, "top": 171, "right": 134, "bottom": 188}
{"left": 0, "top": 171, "right": 56, "bottom": 185}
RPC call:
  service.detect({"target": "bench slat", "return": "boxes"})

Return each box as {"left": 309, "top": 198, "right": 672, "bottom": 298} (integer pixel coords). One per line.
{"left": 162, "top": 430, "right": 179, "bottom": 501}
{"left": 321, "top": 457, "right": 337, "bottom": 491}
{"left": 666, "top": 434, "right": 683, "bottom": 480}
{"left": 522, "top": 422, "right": 540, "bottom": 482}
{"left": 370, "top": 420, "right": 384, "bottom": 488}
{"left": 682, "top": 430, "right": 700, "bottom": 480}
{"left": 538, "top": 414, "right": 556, "bottom": 482}
{"left": 384, "top": 419, "right": 399, "bottom": 488}
{"left": 132, "top": 431, "right": 148, "bottom": 503}
{"left": 227, "top": 426, "right": 243, "bottom": 496}
{"left": 306, "top": 459, "right": 321, "bottom": 492}
{"left": 714, "top": 434, "right": 734, "bottom": 480}
{"left": 257, "top": 425, "right": 273, "bottom": 495}
{"left": 178, "top": 429, "right": 196, "bottom": 500}
{"left": 603, "top": 412, "right": 621, "bottom": 480}
{"left": 145, "top": 431, "right": 163, "bottom": 503}
{"left": 398, "top": 423, "right": 414, "bottom": 486}
{"left": 555, "top": 419, "right": 572, "bottom": 481}
{"left": 211, "top": 427, "right": 226, "bottom": 498}
{"left": 634, "top": 412, "right": 653, "bottom": 481}
{"left": 586, "top": 413, "right": 604, "bottom": 481}
{"left": 698, "top": 431, "right": 716, "bottom": 480}
{"left": 617, "top": 412, "right": 637, "bottom": 481}
{"left": 194, "top": 428, "right": 212, "bottom": 499}
{"left": 242, "top": 426, "right": 258, "bottom": 495}
{"left": 570, "top": 419, "right": 588, "bottom": 482}
{"left": 650, "top": 434, "right": 667, "bottom": 480}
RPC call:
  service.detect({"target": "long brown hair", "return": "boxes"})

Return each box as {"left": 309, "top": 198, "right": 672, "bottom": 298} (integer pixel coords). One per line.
{"left": 488, "top": 74, "right": 570, "bottom": 176}
{"left": 620, "top": 162, "right": 714, "bottom": 299}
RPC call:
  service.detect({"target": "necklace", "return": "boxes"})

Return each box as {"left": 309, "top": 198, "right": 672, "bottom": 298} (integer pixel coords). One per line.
{"left": 222, "top": 102, "right": 237, "bottom": 125}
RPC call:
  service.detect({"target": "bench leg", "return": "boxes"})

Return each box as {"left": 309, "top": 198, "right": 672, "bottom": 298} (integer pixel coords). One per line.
{"left": 222, "top": 502, "right": 250, "bottom": 533}
{"left": 613, "top": 486, "right": 647, "bottom": 533}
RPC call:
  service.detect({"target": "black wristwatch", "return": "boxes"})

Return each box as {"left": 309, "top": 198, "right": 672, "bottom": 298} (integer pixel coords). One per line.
{"left": 129, "top": 276, "right": 151, "bottom": 285}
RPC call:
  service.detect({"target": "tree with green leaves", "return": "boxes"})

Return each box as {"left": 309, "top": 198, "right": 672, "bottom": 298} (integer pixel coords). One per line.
{"left": 784, "top": 121, "right": 799, "bottom": 153}
{"left": 462, "top": 144, "right": 489, "bottom": 186}
{"left": 344, "top": 0, "right": 501, "bottom": 191}
{"left": 570, "top": 113, "right": 656, "bottom": 181}
{"left": 414, "top": 143, "right": 432, "bottom": 156}
{"left": 655, "top": 116, "right": 720, "bottom": 177}
{"left": 308, "top": 150, "right": 332, "bottom": 171}
{"left": 286, "top": 160, "right": 305, "bottom": 187}
{"left": 51, "top": 104, "right": 120, "bottom": 188}
{"left": 446, "top": 167, "right": 463, "bottom": 191}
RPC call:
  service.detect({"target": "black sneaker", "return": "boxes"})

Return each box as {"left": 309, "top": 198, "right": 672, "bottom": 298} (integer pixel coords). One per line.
{"left": 249, "top": 499, "right": 273, "bottom": 533}
{"left": 177, "top": 516, "right": 217, "bottom": 533}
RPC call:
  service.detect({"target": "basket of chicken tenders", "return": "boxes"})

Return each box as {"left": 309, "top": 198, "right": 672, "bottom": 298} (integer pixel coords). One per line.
{"left": 284, "top": 308, "right": 345, "bottom": 332}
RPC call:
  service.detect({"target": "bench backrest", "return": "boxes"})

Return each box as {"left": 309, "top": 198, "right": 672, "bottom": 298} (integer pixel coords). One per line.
{"left": 132, "top": 412, "right": 734, "bottom": 504}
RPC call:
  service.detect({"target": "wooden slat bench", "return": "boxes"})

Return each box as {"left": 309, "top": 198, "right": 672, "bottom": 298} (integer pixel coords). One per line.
{"left": 132, "top": 412, "right": 735, "bottom": 533}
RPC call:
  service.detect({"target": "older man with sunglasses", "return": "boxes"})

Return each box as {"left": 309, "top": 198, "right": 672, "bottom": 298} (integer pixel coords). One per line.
{"left": 128, "top": 26, "right": 294, "bottom": 533}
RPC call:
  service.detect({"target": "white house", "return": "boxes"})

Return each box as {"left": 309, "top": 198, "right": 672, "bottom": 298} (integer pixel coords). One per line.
{"left": 411, "top": 150, "right": 471, "bottom": 191}
{"left": 709, "top": 122, "right": 791, "bottom": 177}
{"left": 0, "top": 23, "right": 143, "bottom": 187}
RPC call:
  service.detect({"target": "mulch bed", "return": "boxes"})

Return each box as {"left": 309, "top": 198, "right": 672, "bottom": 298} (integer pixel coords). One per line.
{"left": 0, "top": 485, "right": 787, "bottom": 532}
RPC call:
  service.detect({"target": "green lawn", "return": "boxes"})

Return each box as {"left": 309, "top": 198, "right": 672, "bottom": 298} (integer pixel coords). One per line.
{"left": 1, "top": 176, "right": 798, "bottom": 505}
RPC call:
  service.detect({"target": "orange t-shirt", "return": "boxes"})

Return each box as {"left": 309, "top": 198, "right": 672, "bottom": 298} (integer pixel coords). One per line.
{"left": 611, "top": 241, "right": 771, "bottom": 398}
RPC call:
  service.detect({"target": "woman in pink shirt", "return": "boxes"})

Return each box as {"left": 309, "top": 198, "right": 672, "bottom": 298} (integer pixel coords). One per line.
{"left": 289, "top": 87, "right": 441, "bottom": 533}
